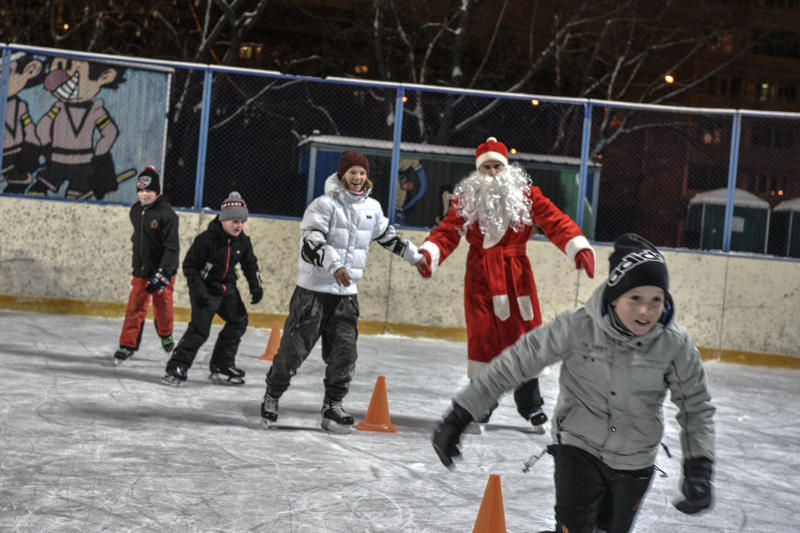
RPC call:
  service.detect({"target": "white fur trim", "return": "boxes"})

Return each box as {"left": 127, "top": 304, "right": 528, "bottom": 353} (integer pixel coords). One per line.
{"left": 420, "top": 241, "right": 441, "bottom": 276}
{"left": 565, "top": 235, "right": 593, "bottom": 263}
{"left": 492, "top": 294, "right": 510, "bottom": 321}
{"left": 475, "top": 151, "right": 508, "bottom": 169}
{"left": 517, "top": 295, "right": 534, "bottom": 321}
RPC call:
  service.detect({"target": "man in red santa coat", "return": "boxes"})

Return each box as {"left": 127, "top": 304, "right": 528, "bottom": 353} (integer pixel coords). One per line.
{"left": 417, "top": 137, "right": 595, "bottom": 430}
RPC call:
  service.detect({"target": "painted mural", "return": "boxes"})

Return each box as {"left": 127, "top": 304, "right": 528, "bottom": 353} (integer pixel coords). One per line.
{"left": 1, "top": 50, "right": 171, "bottom": 203}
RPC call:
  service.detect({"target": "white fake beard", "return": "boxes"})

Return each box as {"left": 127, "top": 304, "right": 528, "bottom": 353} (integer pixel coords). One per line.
{"left": 453, "top": 165, "right": 533, "bottom": 244}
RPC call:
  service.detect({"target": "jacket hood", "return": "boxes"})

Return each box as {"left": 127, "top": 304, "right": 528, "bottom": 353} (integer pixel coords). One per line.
{"left": 585, "top": 283, "right": 675, "bottom": 343}
{"left": 324, "top": 173, "right": 372, "bottom": 202}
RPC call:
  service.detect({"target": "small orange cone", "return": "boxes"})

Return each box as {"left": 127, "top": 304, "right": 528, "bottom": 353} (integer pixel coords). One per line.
{"left": 472, "top": 474, "right": 506, "bottom": 533}
{"left": 355, "top": 375, "right": 397, "bottom": 433}
{"left": 258, "top": 320, "right": 282, "bottom": 361}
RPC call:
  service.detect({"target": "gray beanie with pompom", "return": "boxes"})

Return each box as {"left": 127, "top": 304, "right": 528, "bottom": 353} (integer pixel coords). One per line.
{"left": 219, "top": 191, "right": 248, "bottom": 221}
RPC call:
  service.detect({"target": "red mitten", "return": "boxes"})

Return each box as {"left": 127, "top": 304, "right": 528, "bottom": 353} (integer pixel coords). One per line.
{"left": 575, "top": 249, "right": 595, "bottom": 279}
{"left": 417, "top": 249, "right": 433, "bottom": 278}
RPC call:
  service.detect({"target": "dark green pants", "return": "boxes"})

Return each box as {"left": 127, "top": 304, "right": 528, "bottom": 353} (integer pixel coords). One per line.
{"left": 266, "top": 286, "right": 359, "bottom": 402}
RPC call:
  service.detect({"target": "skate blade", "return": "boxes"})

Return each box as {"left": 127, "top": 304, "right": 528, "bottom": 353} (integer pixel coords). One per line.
{"left": 258, "top": 417, "right": 276, "bottom": 429}
{"left": 320, "top": 419, "right": 352, "bottom": 434}
{"left": 530, "top": 424, "right": 546, "bottom": 435}
{"left": 160, "top": 375, "right": 183, "bottom": 387}
{"left": 208, "top": 372, "right": 245, "bottom": 386}
{"left": 114, "top": 357, "right": 125, "bottom": 366}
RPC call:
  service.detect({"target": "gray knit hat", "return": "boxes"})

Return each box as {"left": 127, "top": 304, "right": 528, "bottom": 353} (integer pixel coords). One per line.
{"left": 219, "top": 191, "right": 248, "bottom": 221}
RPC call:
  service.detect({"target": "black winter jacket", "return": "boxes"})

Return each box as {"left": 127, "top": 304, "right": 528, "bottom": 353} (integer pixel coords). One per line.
{"left": 182, "top": 217, "right": 261, "bottom": 298}
{"left": 130, "top": 196, "right": 180, "bottom": 278}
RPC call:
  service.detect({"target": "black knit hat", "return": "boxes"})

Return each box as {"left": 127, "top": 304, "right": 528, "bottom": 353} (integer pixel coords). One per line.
{"left": 604, "top": 233, "right": 669, "bottom": 303}
{"left": 136, "top": 165, "right": 160, "bottom": 193}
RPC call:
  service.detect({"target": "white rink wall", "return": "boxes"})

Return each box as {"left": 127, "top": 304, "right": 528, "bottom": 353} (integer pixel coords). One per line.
{"left": 1, "top": 195, "right": 798, "bottom": 361}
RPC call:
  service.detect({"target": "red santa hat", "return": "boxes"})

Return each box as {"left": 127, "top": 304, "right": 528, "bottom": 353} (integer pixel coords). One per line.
{"left": 474, "top": 137, "right": 509, "bottom": 169}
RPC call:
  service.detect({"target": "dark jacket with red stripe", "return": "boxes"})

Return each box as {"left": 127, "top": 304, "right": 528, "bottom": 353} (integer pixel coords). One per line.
{"left": 182, "top": 217, "right": 260, "bottom": 299}
{"left": 130, "top": 196, "right": 180, "bottom": 279}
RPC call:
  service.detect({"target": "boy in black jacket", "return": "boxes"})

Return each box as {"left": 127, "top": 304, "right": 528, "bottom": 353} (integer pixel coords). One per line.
{"left": 114, "top": 166, "right": 180, "bottom": 364}
{"left": 162, "top": 192, "right": 263, "bottom": 386}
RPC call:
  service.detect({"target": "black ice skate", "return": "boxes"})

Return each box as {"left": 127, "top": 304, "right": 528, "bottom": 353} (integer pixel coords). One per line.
{"left": 161, "top": 365, "right": 188, "bottom": 386}
{"left": 114, "top": 347, "right": 134, "bottom": 365}
{"left": 160, "top": 335, "right": 175, "bottom": 353}
{"left": 259, "top": 393, "right": 279, "bottom": 428}
{"left": 465, "top": 403, "right": 497, "bottom": 434}
{"left": 525, "top": 407, "right": 547, "bottom": 434}
{"left": 320, "top": 400, "right": 354, "bottom": 434}
{"left": 208, "top": 364, "right": 245, "bottom": 385}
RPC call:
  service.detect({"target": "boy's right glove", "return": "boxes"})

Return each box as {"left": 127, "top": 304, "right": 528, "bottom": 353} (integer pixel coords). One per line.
{"left": 432, "top": 402, "right": 473, "bottom": 468}
{"left": 674, "top": 456, "right": 713, "bottom": 514}
{"left": 145, "top": 269, "right": 170, "bottom": 294}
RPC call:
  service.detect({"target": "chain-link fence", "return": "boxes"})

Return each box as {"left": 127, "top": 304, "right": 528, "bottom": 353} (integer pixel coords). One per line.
{"left": 2, "top": 44, "right": 799, "bottom": 258}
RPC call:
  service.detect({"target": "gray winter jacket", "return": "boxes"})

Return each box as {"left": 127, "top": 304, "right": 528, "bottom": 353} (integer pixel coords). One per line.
{"left": 296, "top": 174, "right": 422, "bottom": 295}
{"left": 455, "top": 284, "right": 715, "bottom": 470}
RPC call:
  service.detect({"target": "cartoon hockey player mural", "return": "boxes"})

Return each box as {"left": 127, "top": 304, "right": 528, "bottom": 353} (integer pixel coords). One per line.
{"left": 28, "top": 56, "right": 126, "bottom": 200}
{"left": 1, "top": 52, "right": 44, "bottom": 194}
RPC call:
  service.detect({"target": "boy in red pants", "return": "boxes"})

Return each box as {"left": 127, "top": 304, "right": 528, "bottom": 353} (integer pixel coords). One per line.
{"left": 114, "top": 166, "right": 180, "bottom": 364}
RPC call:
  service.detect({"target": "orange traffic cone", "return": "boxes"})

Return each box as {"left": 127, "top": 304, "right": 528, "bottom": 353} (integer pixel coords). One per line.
{"left": 355, "top": 375, "right": 397, "bottom": 433}
{"left": 258, "top": 320, "right": 282, "bottom": 361}
{"left": 472, "top": 474, "right": 507, "bottom": 533}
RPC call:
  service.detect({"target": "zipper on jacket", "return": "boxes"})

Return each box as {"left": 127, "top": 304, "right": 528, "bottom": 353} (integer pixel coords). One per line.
{"left": 138, "top": 206, "right": 146, "bottom": 276}
{"left": 220, "top": 239, "right": 231, "bottom": 294}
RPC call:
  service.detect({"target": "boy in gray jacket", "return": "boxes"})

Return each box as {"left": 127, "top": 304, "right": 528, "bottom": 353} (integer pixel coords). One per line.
{"left": 260, "top": 150, "right": 425, "bottom": 433}
{"left": 432, "top": 233, "right": 715, "bottom": 533}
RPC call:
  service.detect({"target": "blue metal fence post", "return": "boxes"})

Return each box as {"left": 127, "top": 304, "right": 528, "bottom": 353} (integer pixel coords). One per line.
{"left": 0, "top": 48, "right": 12, "bottom": 178}
{"left": 722, "top": 112, "right": 742, "bottom": 252}
{"left": 387, "top": 87, "right": 405, "bottom": 223}
{"left": 193, "top": 69, "right": 214, "bottom": 211}
{"left": 575, "top": 101, "right": 594, "bottom": 230}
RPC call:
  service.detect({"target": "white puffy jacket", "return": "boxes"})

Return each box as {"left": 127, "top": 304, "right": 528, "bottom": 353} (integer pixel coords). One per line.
{"left": 296, "top": 174, "right": 422, "bottom": 295}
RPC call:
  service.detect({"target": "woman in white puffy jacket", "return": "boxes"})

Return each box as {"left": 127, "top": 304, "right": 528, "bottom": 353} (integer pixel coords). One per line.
{"left": 260, "top": 150, "right": 425, "bottom": 433}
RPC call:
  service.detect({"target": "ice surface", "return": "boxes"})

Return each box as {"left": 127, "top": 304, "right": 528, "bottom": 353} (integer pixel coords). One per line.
{"left": 0, "top": 310, "right": 797, "bottom": 532}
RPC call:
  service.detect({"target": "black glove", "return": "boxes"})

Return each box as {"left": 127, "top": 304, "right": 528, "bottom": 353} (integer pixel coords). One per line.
{"left": 195, "top": 291, "right": 210, "bottom": 312}
{"left": 145, "top": 269, "right": 170, "bottom": 294}
{"left": 432, "top": 402, "right": 473, "bottom": 468}
{"left": 250, "top": 287, "right": 263, "bottom": 305}
{"left": 674, "top": 457, "right": 713, "bottom": 514}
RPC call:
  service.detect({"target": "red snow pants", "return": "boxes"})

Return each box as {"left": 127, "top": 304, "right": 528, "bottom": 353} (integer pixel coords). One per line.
{"left": 118, "top": 275, "right": 175, "bottom": 349}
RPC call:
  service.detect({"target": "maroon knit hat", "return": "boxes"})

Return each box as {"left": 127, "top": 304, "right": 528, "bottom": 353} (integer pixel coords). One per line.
{"left": 337, "top": 150, "right": 370, "bottom": 178}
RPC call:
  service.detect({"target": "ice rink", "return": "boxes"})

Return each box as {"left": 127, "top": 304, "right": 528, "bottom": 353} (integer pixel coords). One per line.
{"left": 1, "top": 309, "right": 798, "bottom": 532}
